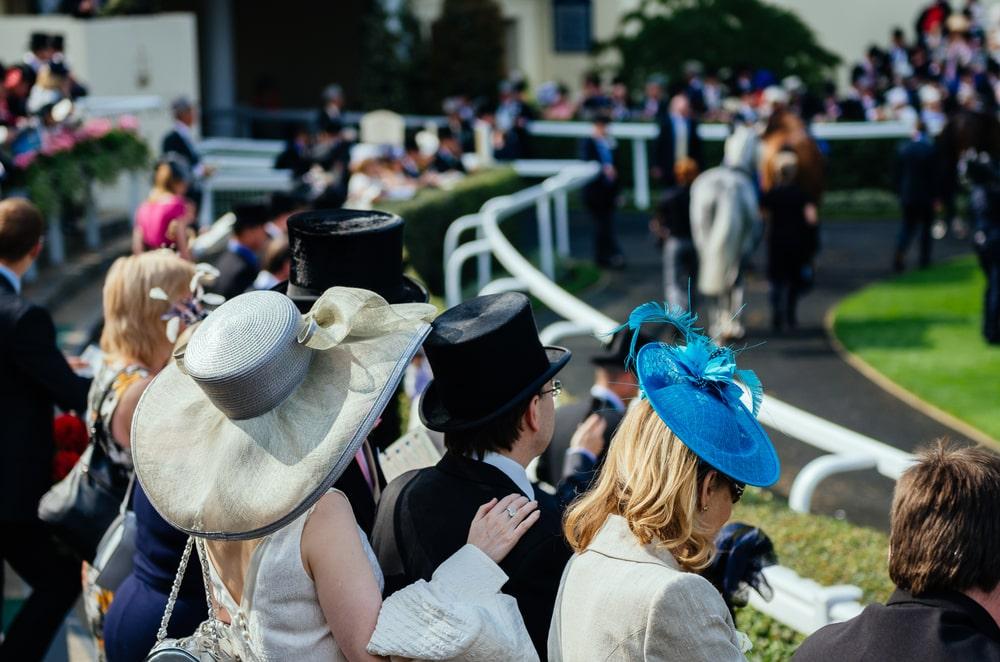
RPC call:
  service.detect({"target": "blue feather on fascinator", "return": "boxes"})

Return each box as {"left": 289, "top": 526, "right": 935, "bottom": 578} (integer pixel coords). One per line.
{"left": 613, "top": 301, "right": 763, "bottom": 417}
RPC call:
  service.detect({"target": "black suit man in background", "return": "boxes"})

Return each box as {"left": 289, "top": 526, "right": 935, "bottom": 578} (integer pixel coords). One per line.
{"left": 582, "top": 114, "right": 624, "bottom": 269}
{"left": 653, "top": 93, "right": 703, "bottom": 187}
{"left": 893, "top": 120, "right": 941, "bottom": 272}
{"left": 209, "top": 202, "right": 271, "bottom": 301}
{"left": 0, "top": 199, "right": 90, "bottom": 660}
{"left": 162, "top": 96, "right": 214, "bottom": 212}
{"left": 373, "top": 293, "right": 575, "bottom": 659}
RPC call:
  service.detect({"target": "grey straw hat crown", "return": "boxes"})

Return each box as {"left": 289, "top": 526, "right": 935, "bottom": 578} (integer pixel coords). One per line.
{"left": 182, "top": 290, "right": 313, "bottom": 420}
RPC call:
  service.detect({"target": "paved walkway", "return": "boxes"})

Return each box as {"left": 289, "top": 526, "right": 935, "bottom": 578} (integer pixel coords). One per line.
{"left": 549, "top": 209, "right": 973, "bottom": 530}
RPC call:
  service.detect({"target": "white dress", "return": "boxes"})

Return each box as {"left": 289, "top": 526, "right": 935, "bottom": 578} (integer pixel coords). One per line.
{"left": 206, "top": 490, "right": 383, "bottom": 661}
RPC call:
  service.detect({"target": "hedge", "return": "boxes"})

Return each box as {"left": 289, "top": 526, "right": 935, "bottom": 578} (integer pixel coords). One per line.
{"left": 731, "top": 489, "right": 893, "bottom": 661}
{"left": 379, "top": 167, "right": 523, "bottom": 294}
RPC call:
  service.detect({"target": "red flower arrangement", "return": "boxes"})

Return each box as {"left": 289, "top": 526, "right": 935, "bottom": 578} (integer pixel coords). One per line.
{"left": 53, "top": 413, "right": 89, "bottom": 481}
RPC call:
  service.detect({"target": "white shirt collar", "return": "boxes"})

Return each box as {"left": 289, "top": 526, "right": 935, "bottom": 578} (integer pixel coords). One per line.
{"left": 0, "top": 264, "right": 21, "bottom": 294}
{"left": 590, "top": 384, "right": 626, "bottom": 413}
{"left": 480, "top": 452, "right": 534, "bottom": 500}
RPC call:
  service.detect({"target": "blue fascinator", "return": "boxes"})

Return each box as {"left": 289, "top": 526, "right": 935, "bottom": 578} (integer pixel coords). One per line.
{"left": 616, "top": 302, "right": 780, "bottom": 487}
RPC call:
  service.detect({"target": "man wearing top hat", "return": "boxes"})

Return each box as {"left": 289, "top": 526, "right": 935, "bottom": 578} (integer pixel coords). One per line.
{"left": 209, "top": 202, "right": 270, "bottom": 301}
{"left": 372, "top": 292, "right": 573, "bottom": 659}
{"left": 537, "top": 329, "right": 653, "bottom": 489}
{"left": 278, "top": 208, "right": 430, "bottom": 536}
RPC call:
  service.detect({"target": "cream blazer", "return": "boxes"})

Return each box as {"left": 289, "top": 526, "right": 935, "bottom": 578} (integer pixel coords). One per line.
{"left": 548, "top": 515, "right": 749, "bottom": 661}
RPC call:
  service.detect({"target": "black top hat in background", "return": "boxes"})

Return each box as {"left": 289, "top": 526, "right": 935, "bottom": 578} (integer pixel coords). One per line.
{"left": 281, "top": 208, "right": 428, "bottom": 309}
{"left": 591, "top": 329, "right": 656, "bottom": 367}
{"left": 420, "top": 292, "right": 571, "bottom": 432}
{"left": 29, "top": 32, "right": 50, "bottom": 52}
{"left": 231, "top": 202, "right": 271, "bottom": 234}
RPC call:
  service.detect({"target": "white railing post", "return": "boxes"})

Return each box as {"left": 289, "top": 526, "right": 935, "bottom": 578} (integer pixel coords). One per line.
{"left": 128, "top": 170, "right": 142, "bottom": 222}
{"left": 535, "top": 196, "right": 555, "bottom": 280}
{"left": 199, "top": 179, "right": 215, "bottom": 229}
{"left": 445, "top": 238, "right": 492, "bottom": 308}
{"left": 47, "top": 211, "right": 65, "bottom": 265}
{"left": 553, "top": 188, "right": 570, "bottom": 257}
{"left": 788, "top": 454, "right": 878, "bottom": 513}
{"left": 475, "top": 225, "right": 491, "bottom": 292}
{"left": 631, "top": 137, "right": 650, "bottom": 210}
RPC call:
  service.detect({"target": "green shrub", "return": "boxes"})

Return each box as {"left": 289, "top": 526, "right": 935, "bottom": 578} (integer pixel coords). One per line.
{"left": 601, "top": 0, "right": 840, "bottom": 90}
{"left": 731, "top": 489, "right": 893, "bottom": 660}
{"left": 380, "top": 167, "right": 523, "bottom": 294}
{"left": 820, "top": 189, "right": 900, "bottom": 220}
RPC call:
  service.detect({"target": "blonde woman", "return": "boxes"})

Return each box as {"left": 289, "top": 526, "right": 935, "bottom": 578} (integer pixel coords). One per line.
{"left": 132, "top": 157, "right": 195, "bottom": 260}
{"left": 82, "top": 251, "right": 212, "bottom": 661}
{"left": 548, "top": 302, "right": 780, "bottom": 661}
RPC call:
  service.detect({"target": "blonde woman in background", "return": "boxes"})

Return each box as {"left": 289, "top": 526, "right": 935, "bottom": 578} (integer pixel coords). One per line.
{"left": 82, "top": 251, "right": 213, "bottom": 661}
{"left": 548, "top": 303, "right": 781, "bottom": 661}
{"left": 132, "top": 157, "right": 195, "bottom": 260}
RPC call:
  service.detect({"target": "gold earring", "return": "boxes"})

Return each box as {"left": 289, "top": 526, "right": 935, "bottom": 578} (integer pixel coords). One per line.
{"left": 701, "top": 505, "right": 709, "bottom": 512}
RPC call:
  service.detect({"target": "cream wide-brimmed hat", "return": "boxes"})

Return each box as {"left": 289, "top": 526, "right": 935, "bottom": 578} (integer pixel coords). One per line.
{"left": 131, "top": 287, "right": 435, "bottom": 540}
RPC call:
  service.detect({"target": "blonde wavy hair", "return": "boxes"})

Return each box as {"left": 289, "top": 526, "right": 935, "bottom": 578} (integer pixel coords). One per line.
{"left": 100, "top": 250, "right": 194, "bottom": 368}
{"left": 563, "top": 399, "right": 717, "bottom": 571}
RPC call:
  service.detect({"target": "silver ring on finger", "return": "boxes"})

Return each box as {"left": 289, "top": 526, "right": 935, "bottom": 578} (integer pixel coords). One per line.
{"left": 506, "top": 505, "right": 518, "bottom": 519}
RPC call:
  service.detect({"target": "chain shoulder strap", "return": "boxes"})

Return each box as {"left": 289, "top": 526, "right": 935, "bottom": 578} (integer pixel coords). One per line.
{"left": 155, "top": 535, "right": 194, "bottom": 644}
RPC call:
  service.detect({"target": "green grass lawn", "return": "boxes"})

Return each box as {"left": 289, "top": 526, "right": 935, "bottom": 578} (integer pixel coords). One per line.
{"left": 832, "top": 255, "right": 1000, "bottom": 441}
{"left": 732, "top": 489, "right": 892, "bottom": 661}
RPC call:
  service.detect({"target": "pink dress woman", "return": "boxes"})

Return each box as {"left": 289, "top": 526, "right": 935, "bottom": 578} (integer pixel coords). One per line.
{"left": 135, "top": 195, "right": 188, "bottom": 251}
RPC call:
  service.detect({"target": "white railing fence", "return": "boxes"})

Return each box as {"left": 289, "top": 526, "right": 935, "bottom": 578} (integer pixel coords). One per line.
{"left": 196, "top": 115, "right": 913, "bottom": 212}
{"left": 441, "top": 159, "right": 920, "bottom": 634}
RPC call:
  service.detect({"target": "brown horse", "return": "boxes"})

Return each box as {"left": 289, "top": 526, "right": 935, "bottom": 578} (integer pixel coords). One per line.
{"left": 760, "top": 110, "right": 825, "bottom": 203}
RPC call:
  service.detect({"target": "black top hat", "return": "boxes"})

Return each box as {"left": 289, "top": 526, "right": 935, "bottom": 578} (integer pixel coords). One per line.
{"left": 591, "top": 329, "right": 655, "bottom": 367}
{"left": 231, "top": 202, "right": 270, "bottom": 234}
{"left": 420, "top": 292, "right": 571, "bottom": 432}
{"left": 29, "top": 33, "right": 50, "bottom": 52}
{"left": 280, "top": 208, "right": 428, "bottom": 309}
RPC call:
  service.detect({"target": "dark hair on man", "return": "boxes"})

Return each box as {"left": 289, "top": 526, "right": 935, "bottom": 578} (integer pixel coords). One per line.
{"left": 0, "top": 198, "right": 45, "bottom": 262}
{"left": 443, "top": 395, "right": 534, "bottom": 460}
{"left": 889, "top": 440, "right": 1000, "bottom": 595}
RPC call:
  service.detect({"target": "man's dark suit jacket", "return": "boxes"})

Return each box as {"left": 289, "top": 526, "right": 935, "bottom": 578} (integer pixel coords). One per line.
{"left": 581, "top": 137, "right": 620, "bottom": 211}
{"left": 0, "top": 277, "right": 90, "bottom": 522}
{"left": 335, "top": 445, "right": 385, "bottom": 538}
{"left": 372, "top": 452, "right": 571, "bottom": 659}
{"left": 536, "top": 393, "right": 622, "bottom": 488}
{"left": 793, "top": 589, "right": 1000, "bottom": 661}
{"left": 209, "top": 249, "right": 258, "bottom": 301}
{"left": 653, "top": 115, "right": 703, "bottom": 185}
{"left": 894, "top": 137, "right": 941, "bottom": 207}
{"left": 161, "top": 129, "right": 200, "bottom": 171}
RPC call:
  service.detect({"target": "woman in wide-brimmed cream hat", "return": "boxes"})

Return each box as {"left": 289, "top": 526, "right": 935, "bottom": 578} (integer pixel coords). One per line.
{"left": 132, "top": 287, "right": 541, "bottom": 660}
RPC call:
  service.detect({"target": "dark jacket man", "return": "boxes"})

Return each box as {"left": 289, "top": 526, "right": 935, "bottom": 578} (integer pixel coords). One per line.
{"left": 374, "top": 453, "right": 570, "bottom": 656}
{"left": 653, "top": 96, "right": 703, "bottom": 186}
{"left": 372, "top": 292, "right": 573, "bottom": 659}
{"left": 0, "top": 198, "right": 89, "bottom": 659}
{"left": 794, "top": 590, "right": 1000, "bottom": 661}
{"left": 210, "top": 203, "right": 270, "bottom": 300}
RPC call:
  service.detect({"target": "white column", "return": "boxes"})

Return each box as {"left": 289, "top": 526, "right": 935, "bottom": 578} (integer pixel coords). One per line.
{"left": 202, "top": 0, "right": 237, "bottom": 136}
{"left": 554, "top": 189, "right": 570, "bottom": 257}
{"left": 631, "top": 137, "right": 650, "bottom": 210}
{"left": 535, "top": 197, "right": 555, "bottom": 280}
{"left": 47, "top": 212, "right": 65, "bottom": 265}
